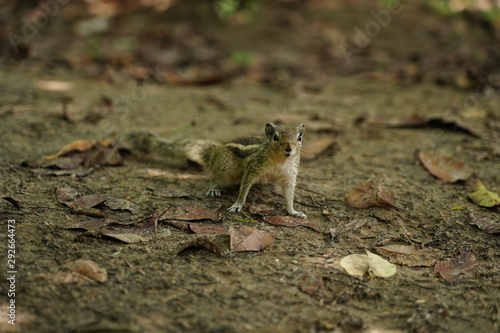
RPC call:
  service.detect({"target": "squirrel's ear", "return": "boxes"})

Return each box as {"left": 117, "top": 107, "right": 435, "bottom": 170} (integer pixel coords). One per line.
{"left": 265, "top": 123, "right": 277, "bottom": 139}
{"left": 297, "top": 124, "right": 305, "bottom": 134}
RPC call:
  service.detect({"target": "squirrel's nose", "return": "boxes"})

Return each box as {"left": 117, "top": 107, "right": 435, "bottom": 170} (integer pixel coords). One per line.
{"left": 285, "top": 144, "right": 292, "bottom": 152}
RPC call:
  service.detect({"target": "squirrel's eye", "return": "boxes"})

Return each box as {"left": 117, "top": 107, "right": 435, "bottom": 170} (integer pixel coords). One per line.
{"left": 273, "top": 134, "right": 279, "bottom": 141}
{"left": 297, "top": 133, "right": 303, "bottom": 142}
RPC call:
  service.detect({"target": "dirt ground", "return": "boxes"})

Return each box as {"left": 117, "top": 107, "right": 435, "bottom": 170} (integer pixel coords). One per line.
{"left": 1, "top": 2, "right": 500, "bottom": 333}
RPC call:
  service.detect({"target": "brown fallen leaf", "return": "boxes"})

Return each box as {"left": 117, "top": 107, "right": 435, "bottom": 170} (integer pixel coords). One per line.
{"left": 1, "top": 194, "right": 21, "bottom": 210}
{"left": 56, "top": 186, "right": 105, "bottom": 209}
{"left": 101, "top": 215, "right": 159, "bottom": 243}
{"left": 467, "top": 212, "right": 500, "bottom": 234}
{"left": 67, "top": 259, "right": 108, "bottom": 283}
{"left": 187, "top": 223, "right": 227, "bottom": 234}
{"left": 302, "top": 138, "right": 336, "bottom": 160}
{"left": 263, "top": 216, "right": 321, "bottom": 232}
{"left": 345, "top": 180, "right": 396, "bottom": 209}
{"left": 419, "top": 151, "right": 474, "bottom": 183}
{"left": 39, "top": 259, "right": 107, "bottom": 284}
{"left": 104, "top": 197, "right": 139, "bottom": 214}
{"left": 375, "top": 244, "right": 440, "bottom": 267}
{"left": 161, "top": 205, "right": 219, "bottom": 221}
{"left": 434, "top": 248, "right": 479, "bottom": 283}
{"left": 83, "top": 144, "right": 124, "bottom": 167}
{"left": 28, "top": 138, "right": 123, "bottom": 178}
{"left": 229, "top": 227, "right": 273, "bottom": 252}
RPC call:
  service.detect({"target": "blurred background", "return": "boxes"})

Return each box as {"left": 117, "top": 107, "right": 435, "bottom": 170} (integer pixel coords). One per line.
{"left": 2, "top": 0, "right": 499, "bottom": 90}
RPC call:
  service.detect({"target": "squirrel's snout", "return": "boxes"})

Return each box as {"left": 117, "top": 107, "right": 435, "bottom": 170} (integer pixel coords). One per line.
{"left": 284, "top": 144, "right": 292, "bottom": 153}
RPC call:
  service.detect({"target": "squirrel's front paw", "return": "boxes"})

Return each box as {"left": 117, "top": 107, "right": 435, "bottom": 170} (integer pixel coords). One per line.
{"left": 206, "top": 189, "right": 221, "bottom": 197}
{"left": 228, "top": 203, "right": 243, "bottom": 213}
{"left": 290, "top": 211, "right": 307, "bottom": 219}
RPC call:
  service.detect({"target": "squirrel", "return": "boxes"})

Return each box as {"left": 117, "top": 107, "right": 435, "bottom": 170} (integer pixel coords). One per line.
{"left": 121, "top": 123, "right": 307, "bottom": 218}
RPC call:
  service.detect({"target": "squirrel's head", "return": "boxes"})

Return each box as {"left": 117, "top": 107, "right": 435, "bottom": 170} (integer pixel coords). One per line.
{"left": 265, "top": 123, "right": 305, "bottom": 158}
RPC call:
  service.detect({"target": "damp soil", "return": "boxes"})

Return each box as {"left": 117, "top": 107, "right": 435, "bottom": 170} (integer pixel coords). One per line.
{"left": 1, "top": 3, "right": 500, "bottom": 333}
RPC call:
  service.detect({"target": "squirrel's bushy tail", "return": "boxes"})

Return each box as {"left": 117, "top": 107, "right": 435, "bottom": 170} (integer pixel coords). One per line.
{"left": 120, "top": 129, "right": 219, "bottom": 168}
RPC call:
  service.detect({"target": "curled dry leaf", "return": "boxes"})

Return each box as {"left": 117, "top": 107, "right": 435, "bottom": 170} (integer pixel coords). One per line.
{"left": 229, "top": 227, "right": 273, "bottom": 252}
{"left": 467, "top": 180, "right": 500, "bottom": 208}
{"left": 419, "top": 151, "right": 473, "bottom": 183}
{"left": 1, "top": 195, "right": 21, "bottom": 210}
{"left": 434, "top": 248, "right": 479, "bottom": 283}
{"left": 345, "top": 180, "right": 396, "bottom": 209}
{"left": 46, "top": 139, "right": 113, "bottom": 160}
{"left": 340, "top": 250, "right": 396, "bottom": 278}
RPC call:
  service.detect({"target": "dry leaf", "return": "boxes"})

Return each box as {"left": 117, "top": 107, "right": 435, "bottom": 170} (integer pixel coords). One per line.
{"left": 345, "top": 180, "right": 396, "bottom": 209}
{"left": 188, "top": 223, "right": 227, "bottom": 234}
{"left": 229, "top": 227, "right": 273, "bottom": 252}
{"left": 1, "top": 195, "right": 21, "bottom": 210}
{"left": 467, "top": 180, "right": 500, "bottom": 207}
{"left": 67, "top": 259, "right": 108, "bottom": 283}
{"left": 340, "top": 251, "right": 396, "bottom": 278}
{"left": 366, "top": 250, "right": 397, "bottom": 278}
{"left": 434, "top": 248, "right": 479, "bottom": 283}
{"left": 375, "top": 245, "right": 439, "bottom": 267}
{"left": 39, "top": 259, "right": 107, "bottom": 284}
{"left": 55, "top": 186, "right": 105, "bottom": 209}
{"left": 100, "top": 216, "right": 159, "bottom": 243}
{"left": 104, "top": 197, "right": 139, "bottom": 214}
{"left": 419, "top": 151, "right": 473, "bottom": 183}
{"left": 467, "top": 212, "right": 500, "bottom": 233}
{"left": 46, "top": 139, "right": 113, "bottom": 160}
{"left": 340, "top": 253, "right": 369, "bottom": 276}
